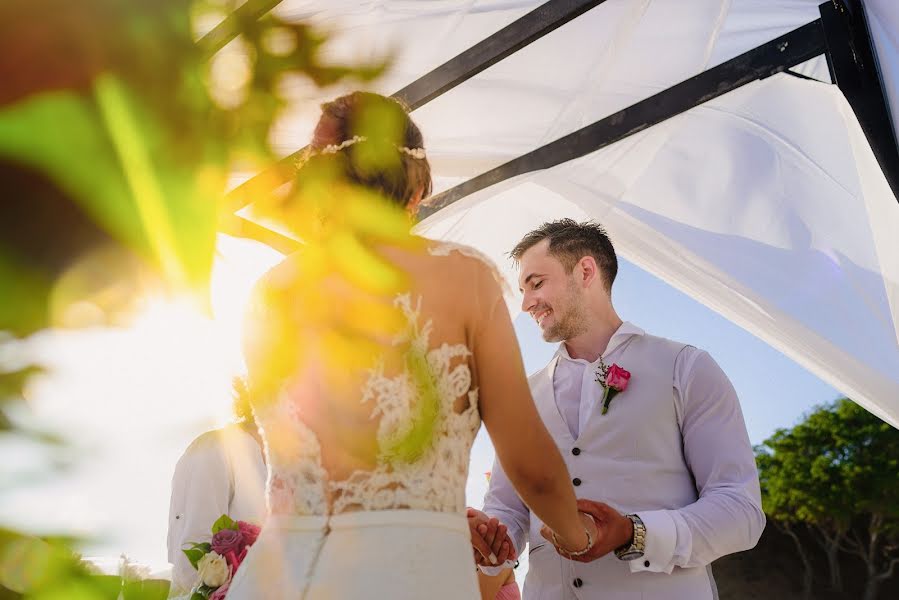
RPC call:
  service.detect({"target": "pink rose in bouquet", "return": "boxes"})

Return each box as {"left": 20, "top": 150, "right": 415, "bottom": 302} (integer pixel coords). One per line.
{"left": 209, "top": 581, "right": 230, "bottom": 600}
{"left": 223, "top": 546, "right": 249, "bottom": 572}
{"left": 211, "top": 528, "right": 244, "bottom": 557}
{"left": 238, "top": 521, "right": 261, "bottom": 547}
{"left": 605, "top": 364, "right": 631, "bottom": 391}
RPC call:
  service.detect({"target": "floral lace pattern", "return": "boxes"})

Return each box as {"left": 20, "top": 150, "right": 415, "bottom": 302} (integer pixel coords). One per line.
{"left": 259, "top": 243, "right": 491, "bottom": 516}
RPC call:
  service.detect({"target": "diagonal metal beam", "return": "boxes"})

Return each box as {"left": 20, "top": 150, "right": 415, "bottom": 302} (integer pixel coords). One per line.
{"left": 198, "top": 0, "right": 286, "bottom": 59}
{"left": 820, "top": 0, "right": 899, "bottom": 204}
{"left": 418, "top": 19, "right": 827, "bottom": 219}
{"left": 219, "top": 212, "right": 300, "bottom": 254}
{"left": 222, "top": 0, "right": 608, "bottom": 214}
{"left": 395, "top": 0, "right": 608, "bottom": 111}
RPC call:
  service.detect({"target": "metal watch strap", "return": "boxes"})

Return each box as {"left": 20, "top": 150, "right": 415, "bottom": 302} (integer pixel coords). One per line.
{"left": 614, "top": 513, "right": 646, "bottom": 560}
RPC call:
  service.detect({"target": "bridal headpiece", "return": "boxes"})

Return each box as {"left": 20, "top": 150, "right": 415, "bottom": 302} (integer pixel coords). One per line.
{"left": 296, "top": 135, "right": 426, "bottom": 169}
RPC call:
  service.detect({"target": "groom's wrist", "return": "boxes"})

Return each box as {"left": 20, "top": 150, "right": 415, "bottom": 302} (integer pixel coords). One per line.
{"left": 614, "top": 512, "right": 635, "bottom": 551}
{"left": 614, "top": 514, "right": 646, "bottom": 561}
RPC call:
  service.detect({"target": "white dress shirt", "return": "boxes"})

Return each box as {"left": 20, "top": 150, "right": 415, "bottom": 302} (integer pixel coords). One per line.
{"left": 166, "top": 424, "right": 267, "bottom": 593}
{"left": 482, "top": 322, "right": 764, "bottom": 599}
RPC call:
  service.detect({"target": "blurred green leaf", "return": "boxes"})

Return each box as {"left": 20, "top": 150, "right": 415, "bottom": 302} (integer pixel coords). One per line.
{"left": 210, "top": 514, "right": 237, "bottom": 534}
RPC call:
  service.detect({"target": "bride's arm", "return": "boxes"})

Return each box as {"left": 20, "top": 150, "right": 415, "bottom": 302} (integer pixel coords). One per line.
{"left": 471, "top": 262, "right": 593, "bottom": 554}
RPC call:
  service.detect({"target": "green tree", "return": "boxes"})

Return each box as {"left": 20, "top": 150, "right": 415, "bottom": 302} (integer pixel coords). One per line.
{"left": 756, "top": 399, "right": 899, "bottom": 600}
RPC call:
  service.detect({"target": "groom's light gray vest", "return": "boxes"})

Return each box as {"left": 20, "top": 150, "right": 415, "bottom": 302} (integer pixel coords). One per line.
{"left": 522, "top": 333, "right": 717, "bottom": 600}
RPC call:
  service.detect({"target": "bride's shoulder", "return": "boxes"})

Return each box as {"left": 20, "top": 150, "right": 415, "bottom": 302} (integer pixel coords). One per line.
{"left": 425, "top": 240, "right": 491, "bottom": 263}
{"left": 257, "top": 252, "right": 303, "bottom": 290}
{"left": 424, "top": 240, "right": 511, "bottom": 295}
{"left": 245, "top": 252, "right": 304, "bottom": 312}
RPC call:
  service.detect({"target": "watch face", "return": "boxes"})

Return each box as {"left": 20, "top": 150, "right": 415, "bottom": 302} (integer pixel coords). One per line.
{"left": 617, "top": 550, "right": 644, "bottom": 561}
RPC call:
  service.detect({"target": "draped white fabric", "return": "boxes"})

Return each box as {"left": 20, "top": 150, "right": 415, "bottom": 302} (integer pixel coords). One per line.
{"left": 239, "top": 0, "right": 899, "bottom": 426}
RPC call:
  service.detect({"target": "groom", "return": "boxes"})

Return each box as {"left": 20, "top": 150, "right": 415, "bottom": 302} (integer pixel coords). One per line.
{"left": 470, "top": 219, "right": 764, "bottom": 599}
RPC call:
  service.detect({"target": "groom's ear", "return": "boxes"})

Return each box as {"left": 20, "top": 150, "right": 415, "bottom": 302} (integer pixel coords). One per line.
{"left": 577, "top": 255, "right": 599, "bottom": 288}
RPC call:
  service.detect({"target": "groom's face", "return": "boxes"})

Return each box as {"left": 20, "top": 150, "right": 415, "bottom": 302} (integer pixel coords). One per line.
{"left": 518, "top": 240, "right": 587, "bottom": 343}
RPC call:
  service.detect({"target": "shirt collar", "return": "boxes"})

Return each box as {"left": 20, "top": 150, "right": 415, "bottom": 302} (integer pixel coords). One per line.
{"left": 555, "top": 321, "right": 644, "bottom": 365}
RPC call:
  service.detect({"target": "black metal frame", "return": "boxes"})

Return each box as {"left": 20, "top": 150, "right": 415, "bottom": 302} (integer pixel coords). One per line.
{"left": 218, "top": 0, "right": 899, "bottom": 245}
{"left": 198, "top": 0, "right": 286, "bottom": 59}
{"left": 419, "top": 19, "right": 827, "bottom": 218}
{"left": 820, "top": 0, "right": 899, "bottom": 202}
{"left": 222, "top": 0, "right": 608, "bottom": 215}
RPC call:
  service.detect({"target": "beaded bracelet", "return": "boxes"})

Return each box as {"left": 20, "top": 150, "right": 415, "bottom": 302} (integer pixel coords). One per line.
{"left": 551, "top": 526, "right": 594, "bottom": 557}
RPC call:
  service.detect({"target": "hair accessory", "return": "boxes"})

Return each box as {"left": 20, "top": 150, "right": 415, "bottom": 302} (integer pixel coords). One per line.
{"left": 295, "top": 135, "right": 426, "bottom": 169}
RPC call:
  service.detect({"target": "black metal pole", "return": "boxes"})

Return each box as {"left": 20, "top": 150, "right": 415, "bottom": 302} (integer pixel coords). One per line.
{"left": 222, "top": 0, "right": 608, "bottom": 213}
{"left": 820, "top": 0, "right": 899, "bottom": 205}
{"left": 198, "top": 0, "right": 286, "bottom": 59}
{"left": 419, "top": 19, "right": 828, "bottom": 219}
{"left": 396, "top": 0, "right": 608, "bottom": 110}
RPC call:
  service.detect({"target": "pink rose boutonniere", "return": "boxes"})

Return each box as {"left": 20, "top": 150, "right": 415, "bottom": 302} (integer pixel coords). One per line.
{"left": 595, "top": 358, "right": 631, "bottom": 415}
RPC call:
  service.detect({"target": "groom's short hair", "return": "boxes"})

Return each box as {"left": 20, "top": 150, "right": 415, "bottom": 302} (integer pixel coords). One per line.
{"left": 510, "top": 219, "right": 618, "bottom": 292}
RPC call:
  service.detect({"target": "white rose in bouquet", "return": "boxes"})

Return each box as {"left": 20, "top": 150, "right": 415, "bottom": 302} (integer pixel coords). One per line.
{"left": 197, "top": 551, "right": 230, "bottom": 588}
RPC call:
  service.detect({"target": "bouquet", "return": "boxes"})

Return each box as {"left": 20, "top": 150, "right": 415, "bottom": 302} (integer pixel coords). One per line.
{"left": 182, "top": 515, "right": 261, "bottom": 600}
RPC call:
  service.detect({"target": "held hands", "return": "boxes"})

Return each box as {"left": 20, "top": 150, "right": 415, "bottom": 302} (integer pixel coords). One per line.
{"left": 540, "top": 499, "right": 634, "bottom": 563}
{"left": 466, "top": 507, "right": 517, "bottom": 567}
{"left": 538, "top": 510, "right": 598, "bottom": 560}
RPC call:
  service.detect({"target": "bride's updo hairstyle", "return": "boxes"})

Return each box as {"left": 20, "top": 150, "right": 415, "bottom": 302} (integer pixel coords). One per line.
{"left": 300, "top": 91, "right": 432, "bottom": 208}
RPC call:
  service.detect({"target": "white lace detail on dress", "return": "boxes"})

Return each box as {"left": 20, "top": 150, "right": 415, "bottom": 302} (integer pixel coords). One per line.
{"left": 260, "top": 246, "right": 483, "bottom": 515}
{"left": 329, "top": 293, "right": 479, "bottom": 513}
{"left": 259, "top": 397, "right": 330, "bottom": 516}
{"left": 427, "top": 241, "right": 511, "bottom": 296}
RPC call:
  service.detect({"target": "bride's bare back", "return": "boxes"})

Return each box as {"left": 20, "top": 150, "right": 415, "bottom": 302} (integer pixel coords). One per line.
{"left": 244, "top": 240, "right": 513, "bottom": 516}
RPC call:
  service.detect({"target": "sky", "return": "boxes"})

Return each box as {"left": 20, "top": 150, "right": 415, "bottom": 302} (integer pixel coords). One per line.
{"left": 0, "top": 248, "right": 842, "bottom": 581}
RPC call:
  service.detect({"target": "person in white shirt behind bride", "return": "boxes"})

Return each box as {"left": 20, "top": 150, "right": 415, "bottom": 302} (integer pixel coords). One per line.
{"left": 166, "top": 376, "right": 267, "bottom": 594}
{"left": 469, "top": 219, "right": 764, "bottom": 600}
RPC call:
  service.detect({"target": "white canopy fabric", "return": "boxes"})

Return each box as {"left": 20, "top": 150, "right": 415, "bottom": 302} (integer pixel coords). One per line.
{"left": 239, "top": 0, "right": 899, "bottom": 426}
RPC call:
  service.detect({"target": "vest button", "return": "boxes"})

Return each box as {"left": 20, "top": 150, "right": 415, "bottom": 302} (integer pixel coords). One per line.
{"left": 571, "top": 447, "right": 581, "bottom": 456}
{"left": 572, "top": 477, "right": 582, "bottom": 486}
{"left": 644, "top": 560, "right": 651, "bottom": 568}
{"left": 573, "top": 577, "right": 583, "bottom": 588}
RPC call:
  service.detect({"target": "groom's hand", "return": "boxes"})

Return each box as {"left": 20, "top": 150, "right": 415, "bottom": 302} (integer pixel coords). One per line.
{"left": 540, "top": 499, "right": 634, "bottom": 563}
{"left": 571, "top": 499, "right": 634, "bottom": 563}
{"left": 466, "top": 507, "right": 516, "bottom": 566}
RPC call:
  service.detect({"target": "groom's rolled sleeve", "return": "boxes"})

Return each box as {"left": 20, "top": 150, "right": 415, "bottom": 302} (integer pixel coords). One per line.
{"left": 630, "top": 349, "right": 765, "bottom": 574}
{"left": 480, "top": 456, "right": 530, "bottom": 574}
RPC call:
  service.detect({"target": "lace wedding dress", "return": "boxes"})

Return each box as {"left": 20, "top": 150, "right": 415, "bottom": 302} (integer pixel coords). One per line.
{"left": 227, "top": 243, "right": 506, "bottom": 600}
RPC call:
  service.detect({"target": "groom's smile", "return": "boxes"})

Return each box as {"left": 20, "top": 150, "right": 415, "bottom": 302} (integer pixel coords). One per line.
{"left": 534, "top": 308, "right": 553, "bottom": 328}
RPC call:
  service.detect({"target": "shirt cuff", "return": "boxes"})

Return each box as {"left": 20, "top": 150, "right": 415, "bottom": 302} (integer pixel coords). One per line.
{"left": 628, "top": 509, "right": 677, "bottom": 574}
{"left": 475, "top": 536, "right": 519, "bottom": 575}
{"left": 477, "top": 560, "right": 516, "bottom": 576}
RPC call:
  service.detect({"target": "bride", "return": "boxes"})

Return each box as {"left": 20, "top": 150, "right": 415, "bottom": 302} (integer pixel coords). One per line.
{"left": 226, "top": 92, "right": 596, "bottom": 599}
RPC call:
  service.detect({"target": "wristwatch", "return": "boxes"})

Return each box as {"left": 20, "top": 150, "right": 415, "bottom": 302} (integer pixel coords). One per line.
{"left": 614, "top": 514, "right": 646, "bottom": 561}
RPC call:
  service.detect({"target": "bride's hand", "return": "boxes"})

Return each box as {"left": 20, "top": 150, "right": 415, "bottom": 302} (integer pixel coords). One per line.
{"left": 466, "top": 508, "right": 516, "bottom": 566}
{"left": 539, "top": 511, "right": 597, "bottom": 558}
